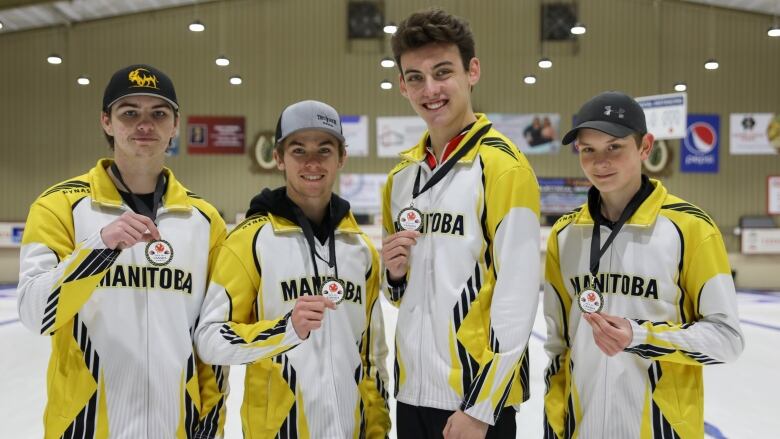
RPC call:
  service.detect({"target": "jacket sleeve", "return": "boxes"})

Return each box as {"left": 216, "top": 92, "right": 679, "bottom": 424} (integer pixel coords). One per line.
{"left": 542, "top": 226, "right": 573, "bottom": 439}
{"left": 358, "top": 243, "right": 391, "bottom": 438}
{"left": 194, "top": 212, "right": 228, "bottom": 438}
{"left": 17, "top": 197, "right": 119, "bottom": 335}
{"left": 625, "top": 231, "right": 744, "bottom": 365}
{"left": 461, "top": 165, "right": 541, "bottom": 425}
{"left": 194, "top": 232, "right": 303, "bottom": 366}
{"left": 380, "top": 171, "right": 407, "bottom": 307}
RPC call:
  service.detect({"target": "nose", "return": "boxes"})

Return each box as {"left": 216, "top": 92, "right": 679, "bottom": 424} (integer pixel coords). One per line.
{"left": 422, "top": 76, "right": 441, "bottom": 97}
{"left": 136, "top": 114, "right": 155, "bottom": 132}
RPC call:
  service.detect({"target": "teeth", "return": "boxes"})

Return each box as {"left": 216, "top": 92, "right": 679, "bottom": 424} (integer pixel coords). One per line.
{"left": 426, "top": 101, "right": 444, "bottom": 110}
{"left": 303, "top": 175, "right": 322, "bottom": 181}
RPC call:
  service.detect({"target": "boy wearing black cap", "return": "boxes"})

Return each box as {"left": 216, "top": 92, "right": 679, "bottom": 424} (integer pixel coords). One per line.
{"left": 195, "top": 100, "right": 391, "bottom": 438}
{"left": 543, "top": 91, "right": 744, "bottom": 438}
{"left": 17, "top": 64, "right": 227, "bottom": 437}
{"left": 381, "top": 8, "right": 541, "bottom": 439}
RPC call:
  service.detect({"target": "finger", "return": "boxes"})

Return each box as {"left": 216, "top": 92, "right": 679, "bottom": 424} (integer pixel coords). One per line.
{"left": 322, "top": 299, "right": 337, "bottom": 310}
{"left": 122, "top": 215, "right": 154, "bottom": 235}
{"left": 131, "top": 214, "right": 161, "bottom": 240}
{"left": 383, "top": 245, "right": 410, "bottom": 260}
{"left": 120, "top": 223, "right": 144, "bottom": 241}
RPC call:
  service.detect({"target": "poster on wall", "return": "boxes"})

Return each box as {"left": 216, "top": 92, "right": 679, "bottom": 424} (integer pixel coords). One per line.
{"left": 341, "top": 115, "right": 369, "bottom": 157}
{"left": 538, "top": 177, "right": 591, "bottom": 214}
{"left": 729, "top": 113, "right": 780, "bottom": 155}
{"left": 339, "top": 173, "right": 387, "bottom": 215}
{"left": 376, "top": 116, "right": 427, "bottom": 158}
{"left": 187, "top": 116, "right": 245, "bottom": 154}
{"left": 680, "top": 114, "right": 719, "bottom": 173}
{"left": 487, "top": 113, "right": 561, "bottom": 154}
{"left": 636, "top": 92, "right": 687, "bottom": 140}
{"left": 0, "top": 223, "right": 25, "bottom": 248}
{"left": 769, "top": 176, "right": 780, "bottom": 215}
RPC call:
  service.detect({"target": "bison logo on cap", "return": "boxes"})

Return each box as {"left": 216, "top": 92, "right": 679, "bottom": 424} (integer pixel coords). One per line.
{"left": 128, "top": 68, "right": 159, "bottom": 89}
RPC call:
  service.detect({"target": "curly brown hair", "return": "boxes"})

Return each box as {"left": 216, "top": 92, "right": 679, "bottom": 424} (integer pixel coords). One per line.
{"left": 391, "top": 8, "right": 475, "bottom": 73}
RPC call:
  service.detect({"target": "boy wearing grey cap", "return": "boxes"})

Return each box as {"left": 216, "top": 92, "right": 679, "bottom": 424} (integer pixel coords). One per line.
{"left": 18, "top": 64, "right": 227, "bottom": 437}
{"left": 543, "top": 91, "right": 743, "bottom": 438}
{"left": 195, "top": 100, "right": 391, "bottom": 438}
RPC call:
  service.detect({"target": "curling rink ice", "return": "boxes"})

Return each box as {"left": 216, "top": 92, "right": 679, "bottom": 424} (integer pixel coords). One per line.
{"left": 2, "top": 284, "right": 779, "bottom": 438}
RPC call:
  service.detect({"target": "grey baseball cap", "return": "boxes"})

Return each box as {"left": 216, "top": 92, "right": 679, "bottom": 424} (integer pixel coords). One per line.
{"left": 562, "top": 91, "right": 647, "bottom": 145}
{"left": 275, "top": 100, "right": 346, "bottom": 146}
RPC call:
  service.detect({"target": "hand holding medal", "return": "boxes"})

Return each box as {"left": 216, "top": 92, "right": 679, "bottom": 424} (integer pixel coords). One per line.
{"left": 582, "top": 312, "right": 633, "bottom": 356}
{"left": 381, "top": 230, "right": 420, "bottom": 282}
{"left": 100, "top": 211, "right": 161, "bottom": 250}
{"left": 291, "top": 295, "right": 337, "bottom": 340}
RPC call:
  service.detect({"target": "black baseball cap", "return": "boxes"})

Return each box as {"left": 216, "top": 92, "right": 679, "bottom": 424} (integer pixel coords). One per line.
{"left": 562, "top": 91, "right": 647, "bottom": 145}
{"left": 102, "top": 64, "right": 178, "bottom": 112}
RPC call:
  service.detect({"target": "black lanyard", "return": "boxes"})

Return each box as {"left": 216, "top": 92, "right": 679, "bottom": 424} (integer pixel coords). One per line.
{"left": 291, "top": 203, "right": 338, "bottom": 281}
{"left": 412, "top": 124, "right": 492, "bottom": 200}
{"left": 110, "top": 163, "right": 166, "bottom": 222}
{"left": 588, "top": 187, "right": 648, "bottom": 277}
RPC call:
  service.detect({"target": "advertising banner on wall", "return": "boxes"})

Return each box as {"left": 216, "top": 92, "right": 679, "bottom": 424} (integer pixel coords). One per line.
{"left": 636, "top": 92, "right": 687, "bottom": 140}
{"left": 538, "top": 177, "right": 591, "bottom": 214}
{"left": 187, "top": 116, "right": 245, "bottom": 154}
{"left": 341, "top": 115, "right": 369, "bottom": 157}
{"left": 376, "top": 116, "right": 427, "bottom": 158}
{"left": 487, "top": 113, "right": 561, "bottom": 154}
{"left": 681, "top": 114, "right": 719, "bottom": 173}
{"left": 729, "top": 113, "right": 780, "bottom": 155}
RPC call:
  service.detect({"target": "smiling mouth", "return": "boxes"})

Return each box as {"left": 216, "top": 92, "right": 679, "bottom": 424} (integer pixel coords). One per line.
{"left": 423, "top": 100, "right": 447, "bottom": 111}
{"left": 302, "top": 175, "right": 324, "bottom": 181}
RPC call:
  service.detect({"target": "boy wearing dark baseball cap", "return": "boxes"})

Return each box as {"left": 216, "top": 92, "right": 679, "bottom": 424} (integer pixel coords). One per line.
{"left": 542, "top": 91, "right": 743, "bottom": 438}
{"left": 195, "top": 100, "right": 391, "bottom": 438}
{"left": 18, "top": 64, "right": 227, "bottom": 437}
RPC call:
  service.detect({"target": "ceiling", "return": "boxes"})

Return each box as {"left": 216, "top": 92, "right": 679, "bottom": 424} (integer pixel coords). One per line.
{"left": 0, "top": 0, "right": 777, "bottom": 34}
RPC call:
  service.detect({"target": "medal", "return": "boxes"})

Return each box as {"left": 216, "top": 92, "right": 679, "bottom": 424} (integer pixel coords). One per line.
{"left": 577, "top": 288, "right": 603, "bottom": 313}
{"left": 145, "top": 239, "right": 173, "bottom": 266}
{"left": 397, "top": 206, "right": 423, "bottom": 232}
{"left": 321, "top": 278, "right": 345, "bottom": 304}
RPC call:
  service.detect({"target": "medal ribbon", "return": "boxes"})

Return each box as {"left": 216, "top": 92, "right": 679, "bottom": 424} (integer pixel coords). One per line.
{"left": 110, "top": 163, "right": 166, "bottom": 222}
{"left": 588, "top": 186, "right": 649, "bottom": 279}
{"left": 291, "top": 202, "right": 339, "bottom": 283}
{"left": 411, "top": 124, "right": 492, "bottom": 201}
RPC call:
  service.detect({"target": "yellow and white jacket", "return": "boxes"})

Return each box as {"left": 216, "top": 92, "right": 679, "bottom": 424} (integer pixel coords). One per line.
{"left": 543, "top": 178, "right": 744, "bottom": 438}
{"left": 17, "top": 159, "right": 227, "bottom": 439}
{"left": 194, "top": 188, "right": 390, "bottom": 439}
{"left": 381, "top": 114, "right": 541, "bottom": 425}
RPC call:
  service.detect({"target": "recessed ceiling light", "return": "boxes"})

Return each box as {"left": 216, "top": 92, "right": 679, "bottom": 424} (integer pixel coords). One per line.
{"left": 189, "top": 20, "right": 205, "bottom": 32}
{"left": 76, "top": 76, "right": 90, "bottom": 86}
{"left": 383, "top": 23, "right": 397, "bottom": 34}
{"left": 229, "top": 75, "right": 242, "bottom": 85}
{"left": 704, "top": 59, "right": 719, "bottom": 70}
{"left": 537, "top": 57, "right": 552, "bottom": 69}
{"left": 215, "top": 55, "right": 230, "bottom": 66}
{"left": 523, "top": 75, "right": 537, "bottom": 85}
{"left": 768, "top": 25, "right": 780, "bottom": 37}
{"left": 673, "top": 82, "right": 687, "bottom": 92}
{"left": 380, "top": 57, "right": 395, "bottom": 68}
{"left": 380, "top": 79, "right": 393, "bottom": 90}
{"left": 47, "top": 54, "right": 62, "bottom": 65}
{"left": 570, "top": 23, "right": 586, "bottom": 35}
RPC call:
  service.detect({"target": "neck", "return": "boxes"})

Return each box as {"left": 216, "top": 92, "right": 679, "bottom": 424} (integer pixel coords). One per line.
{"left": 287, "top": 190, "right": 329, "bottom": 226}
{"left": 599, "top": 177, "right": 643, "bottom": 222}
{"left": 429, "top": 112, "right": 477, "bottom": 159}
{"left": 110, "top": 156, "right": 164, "bottom": 193}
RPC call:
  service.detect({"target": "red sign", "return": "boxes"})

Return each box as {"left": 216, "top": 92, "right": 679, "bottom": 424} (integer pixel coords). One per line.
{"left": 187, "top": 116, "right": 245, "bottom": 154}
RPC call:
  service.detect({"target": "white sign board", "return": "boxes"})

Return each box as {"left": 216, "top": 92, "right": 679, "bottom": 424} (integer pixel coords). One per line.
{"left": 0, "top": 223, "right": 25, "bottom": 248}
{"left": 376, "top": 116, "right": 427, "bottom": 158}
{"left": 729, "top": 113, "right": 780, "bottom": 155}
{"left": 741, "top": 228, "right": 780, "bottom": 254}
{"left": 339, "top": 173, "right": 387, "bottom": 215}
{"left": 636, "top": 92, "right": 687, "bottom": 140}
{"left": 341, "top": 115, "right": 369, "bottom": 157}
{"left": 769, "top": 176, "right": 780, "bottom": 215}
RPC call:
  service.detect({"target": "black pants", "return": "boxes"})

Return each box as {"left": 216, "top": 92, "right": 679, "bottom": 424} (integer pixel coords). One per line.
{"left": 396, "top": 401, "right": 516, "bottom": 438}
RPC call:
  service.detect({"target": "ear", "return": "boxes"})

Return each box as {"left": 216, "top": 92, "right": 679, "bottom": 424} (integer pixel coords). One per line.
{"left": 100, "top": 111, "right": 113, "bottom": 136}
{"left": 338, "top": 147, "right": 347, "bottom": 170}
{"left": 639, "top": 133, "right": 654, "bottom": 161}
{"left": 398, "top": 72, "right": 408, "bottom": 98}
{"left": 273, "top": 148, "right": 285, "bottom": 171}
{"left": 467, "top": 57, "right": 481, "bottom": 87}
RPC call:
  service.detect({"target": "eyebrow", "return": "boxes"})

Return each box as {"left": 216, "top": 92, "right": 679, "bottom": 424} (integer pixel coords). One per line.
{"left": 403, "top": 61, "right": 455, "bottom": 75}
{"left": 115, "top": 102, "right": 171, "bottom": 110}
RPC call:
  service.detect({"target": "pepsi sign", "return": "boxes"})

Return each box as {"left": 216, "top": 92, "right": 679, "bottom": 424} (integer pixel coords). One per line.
{"left": 681, "top": 114, "right": 719, "bottom": 173}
